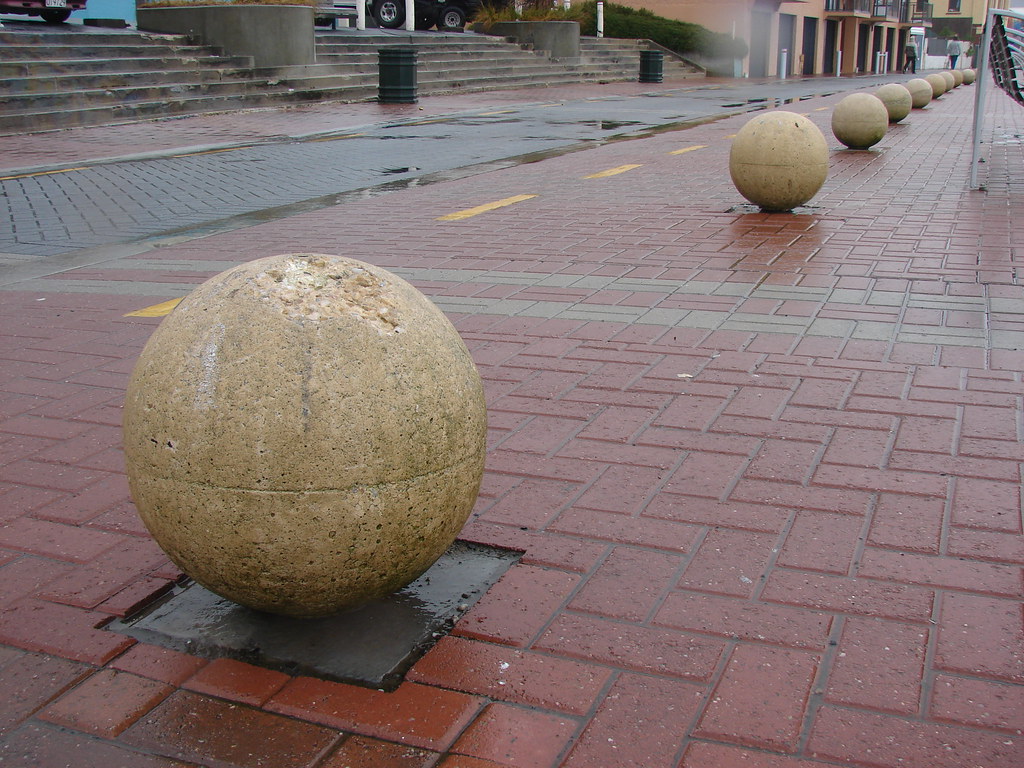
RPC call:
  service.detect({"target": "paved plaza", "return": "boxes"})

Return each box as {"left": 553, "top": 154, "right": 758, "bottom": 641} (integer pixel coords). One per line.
{"left": 0, "top": 73, "right": 1022, "bottom": 767}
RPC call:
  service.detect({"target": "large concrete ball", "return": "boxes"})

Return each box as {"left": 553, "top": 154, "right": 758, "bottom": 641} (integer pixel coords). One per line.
{"left": 875, "top": 83, "right": 913, "bottom": 123}
{"left": 729, "top": 111, "right": 829, "bottom": 212}
{"left": 940, "top": 71, "right": 956, "bottom": 90}
{"left": 951, "top": 69, "right": 964, "bottom": 86}
{"left": 123, "top": 253, "right": 488, "bottom": 618}
{"left": 831, "top": 93, "right": 889, "bottom": 149}
{"left": 906, "top": 78, "right": 933, "bottom": 108}
{"left": 962, "top": 68, "right": 976, "bottom": 85}
{"left": 926, "top": 73, "right": 948, "bottom": 97}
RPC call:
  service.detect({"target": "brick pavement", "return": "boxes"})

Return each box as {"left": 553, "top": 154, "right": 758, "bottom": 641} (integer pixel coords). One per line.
{"left": 1, "top": 77, "right": 1023, "bottom": 767}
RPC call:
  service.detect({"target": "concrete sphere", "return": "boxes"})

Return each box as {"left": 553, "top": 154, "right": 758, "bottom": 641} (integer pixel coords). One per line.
{"left": 875, "top": 83, "right": 913, "bottom": 123}
{"left": 831, "top": 93, "right": 889, "bottom": 149}
{"left": 926, "top": 73, "right": 948, "bottom": 97}
{"left": 940, "top": 71, "right": 956, "bottom": 90}
{"left": 906, "top": 78, "right": 933, "bottom": 108}
{"left": 729, "top": 111, "right": 829, "bottom": 212}
{"left": 951, "top": 69, "right": 964, "bottom": 86}
{"left": 962, "top": 68, "right": 976, "bottom": 85}
{"left": 123, "top": 253, "right": 488, "bottom": 618}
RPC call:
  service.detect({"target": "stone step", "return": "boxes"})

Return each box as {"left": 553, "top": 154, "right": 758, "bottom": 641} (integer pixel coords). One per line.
{"left": 0, "top": 56, "right": 255, "bottom": 77}
{"left": 3, "top": 67, "right": 268, "bottom": 95}
{"left": 0, "top": 24, "right": 704, "bottom": 134}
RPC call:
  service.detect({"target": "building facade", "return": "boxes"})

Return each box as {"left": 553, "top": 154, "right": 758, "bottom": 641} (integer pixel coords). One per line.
{"left": 628, "top": 0, "right": 1010, "bottom": 76}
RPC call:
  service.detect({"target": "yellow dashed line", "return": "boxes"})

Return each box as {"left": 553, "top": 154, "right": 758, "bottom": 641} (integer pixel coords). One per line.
{"left": 171, "top": 147, "right": 244, "bottom": 158}
{"left": 0, "top": 167, "right": 88, "bottom": 181}
{"left": 479, "top": 110, "right": 517, "bottom": 116}
{"left": 584, "top": 164, "right": 642, "bottom": 179}
{"left": 437, "top": 194, "right": 538, "bottom": 221}
{"left": 406, "top": 119, "right": 447, "bottom": 126}
{"left": 669, "top": 144, "right": 707, "bottom": 155}
{"left": 814, "top": 106, "right": 830, "bottom": 111}
{"left": 125, "top": 298, "right": 183, "bottom": 317}
{"left": 310, "top": 133, "right": 366, "bottom": 142}
{"left": 725, "top": 134, "right": 738, "bottom": 139}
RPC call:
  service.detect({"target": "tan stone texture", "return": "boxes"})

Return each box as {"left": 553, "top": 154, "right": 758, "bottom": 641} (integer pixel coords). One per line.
{"left": 875, "top": 83, "right": 913, "bottom": 123}
{"left": 962, "top": 68, "right": 976, "bottom": 85}
{"left": 940, "top": 71, "right": 956, "bottom": 90}
{"left": 831, "top": 93, "right": 889, "bottom": 150}
{"left": 123, "top": 253, "right": 487, "bottom": 618}
{"left": 926, "top": 73, "right": 948, "bottom": 97}
{"left": 728, "top": 111, "right": 828, "bottom": 212}
{"left": 951, "top": 69, "right": 964, "bottom": 86}
{"left": 906, "top": 78, "right": 933, "bottom": 108}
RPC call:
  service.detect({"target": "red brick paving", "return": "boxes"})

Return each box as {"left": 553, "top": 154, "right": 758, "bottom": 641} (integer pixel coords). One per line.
{"left": 1, "top": 77, "right": 1023, "bottom": 767}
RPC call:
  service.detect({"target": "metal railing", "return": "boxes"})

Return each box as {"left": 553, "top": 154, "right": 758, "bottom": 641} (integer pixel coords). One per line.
{"left": 970, "top": 9, "right": 1024, "bottom": 188}
{"left": 824, "top": 0, "right": 872, "bottom": 14}
{"left": 911, "top": 1, "right": 933, "bottom": 24}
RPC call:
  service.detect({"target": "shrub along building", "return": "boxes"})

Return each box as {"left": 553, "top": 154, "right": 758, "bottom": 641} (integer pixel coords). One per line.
{"left": 621, "top": 0, "right": 1010, "bottom": 76}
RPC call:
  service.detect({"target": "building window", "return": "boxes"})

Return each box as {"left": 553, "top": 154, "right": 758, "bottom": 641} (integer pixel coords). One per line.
{"left": 948, "top": 0, "right": 961, "bottom": 12}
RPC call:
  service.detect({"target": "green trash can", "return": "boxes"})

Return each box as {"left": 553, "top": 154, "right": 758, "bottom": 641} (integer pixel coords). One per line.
{"left": 379, "top": 47, "right": 418, "bottom": 104}
{"left": 639, "top": 50, "right": 664, "bottom": 83}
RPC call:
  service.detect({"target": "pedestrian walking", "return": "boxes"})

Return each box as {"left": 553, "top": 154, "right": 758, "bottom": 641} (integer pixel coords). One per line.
{"left": 948, "top": 35, "right": 964, "bottom": 68}
{"left": 903, "top": 38, "right": 918, "bottom": 73}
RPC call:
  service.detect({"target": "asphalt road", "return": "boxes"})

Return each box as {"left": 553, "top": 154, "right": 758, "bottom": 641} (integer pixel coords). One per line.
{"left": 0, "top": 72, "right": 915, "bottom": 268}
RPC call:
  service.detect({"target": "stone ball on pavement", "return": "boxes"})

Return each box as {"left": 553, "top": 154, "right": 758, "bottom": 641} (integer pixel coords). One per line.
{"left": 951, "top": 69, "right": 964, "bottom": 86}
{"left": 940, "top": 71, "right": 956, "bottom": 90}
{"left": 831, "top": 93, "right": 889, "bottom": 149}
{"left": 926, "top": 73, "right": 948, "bottom": 97}
{"left": 906, "top": 78, "right": 933, "bottom": 108}
{"left": 729, "top": 110, "right": 829, "bottom": 212}
{"left": 875, "top": 83, "right": 913, "bottom": 123}
{"left": 123, "top": 253, "right": 488, "bottom": 618}
{"left": 962, "top": 68, "right": 976, "bottom": 85}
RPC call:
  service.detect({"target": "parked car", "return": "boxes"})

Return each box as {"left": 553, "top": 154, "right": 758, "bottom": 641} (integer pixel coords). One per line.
{"left": 371, "top": 0, "right": 482, "bottom": 30}
{"left": 0, "top": 0, "right": 86, "bottom": 23}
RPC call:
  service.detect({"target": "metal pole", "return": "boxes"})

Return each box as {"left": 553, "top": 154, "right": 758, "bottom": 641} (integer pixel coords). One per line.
{"left": 779, "top": 48, "right": 788, "bottom": 79}
{"left": 405, "top": 0, "right": 414, "bottom": 31}
{"left": 356, "top": 0, "right": 365, "bottom": 30}
{"left": 969, "top": 10, "right": 995, "bottom": 189}
{"left": 597, "top": 1, "right": 604, "bottom": 38}
{"left": 835, "top": 49, "right": 842, "bottom": 76}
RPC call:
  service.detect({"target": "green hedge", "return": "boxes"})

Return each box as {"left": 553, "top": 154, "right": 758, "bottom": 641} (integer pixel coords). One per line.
{"left": 572, "top": 2, "right": 747, "bottom": 59}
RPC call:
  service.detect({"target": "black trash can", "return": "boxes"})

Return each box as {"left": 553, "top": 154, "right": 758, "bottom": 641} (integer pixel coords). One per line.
{"left": 379, "top": 47, "right": 418, "bottom": 104}
{"left": 639, "top": 50, "right": 664, "bottom": 83}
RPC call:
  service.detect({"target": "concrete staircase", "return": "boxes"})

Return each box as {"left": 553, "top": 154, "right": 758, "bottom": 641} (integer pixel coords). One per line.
{"left": 0, "top": 21, "right": 704, "bottom": 135}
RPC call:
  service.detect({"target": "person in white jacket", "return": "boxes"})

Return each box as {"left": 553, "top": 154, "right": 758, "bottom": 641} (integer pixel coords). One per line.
{"left": 947, "top": 35, "right": 965, "bottom": 68}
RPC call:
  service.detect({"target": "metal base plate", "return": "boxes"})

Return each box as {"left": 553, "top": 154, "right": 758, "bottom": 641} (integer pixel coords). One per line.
{"left": 108, "top": 541, "right": 519, "bottom": 691}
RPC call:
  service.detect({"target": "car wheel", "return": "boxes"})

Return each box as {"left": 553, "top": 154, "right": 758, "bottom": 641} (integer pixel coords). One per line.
{"left": 373, "top": 0, "right": 404, "bottom": 28}
{"left": 40, "top": 8, "right": 72, "bottom": 22}
{"left": 438, "top": 4, "right": 466, "bottom": 28}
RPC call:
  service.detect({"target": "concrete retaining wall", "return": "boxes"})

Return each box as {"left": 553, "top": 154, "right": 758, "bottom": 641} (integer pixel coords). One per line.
{"left": 137, "top": 4, "right": 316, "bottom": 67}
{"left": 490, "top": 21, "right": 580, "bottom": 61}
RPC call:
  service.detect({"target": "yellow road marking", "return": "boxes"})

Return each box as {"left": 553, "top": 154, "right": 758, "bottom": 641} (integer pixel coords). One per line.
{"left": 437, "top": 194, "right": 538, "bottom": 221}
{"left": 0, "top": 167, "right": 88, "bottom": 181}
{"left": 479, "top": 110, "right": 517, "bottom": 116}
{"left": 584, "top": 164, "right": 642, "bottom": 179}
{"left": 125, "top": 298, "right": 183, "bottom": 317}
{"left": 725, "top": 134, "right": 737, "bottom": 139}
{"left": 814, "top": 106, "right": 830, "bottom": 111}
{"left": 669, "top": 144, "right": 707, "bottom": 155}
{"left": 171, "top": 147, "right": 244, "bottom": 158}
{"left": 406, "top": 119, "right": 447, "bottom": 125}
{"left": 310, "top": 133, "right": 366, "bottom": 141}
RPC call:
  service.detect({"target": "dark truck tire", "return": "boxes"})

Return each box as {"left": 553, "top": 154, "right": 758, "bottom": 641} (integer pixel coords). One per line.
{"left": 373, "top": 0, "right": 404, "bottom": 28}
{"left": 438, "top": 4, "right": 465, "bottom": 28}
